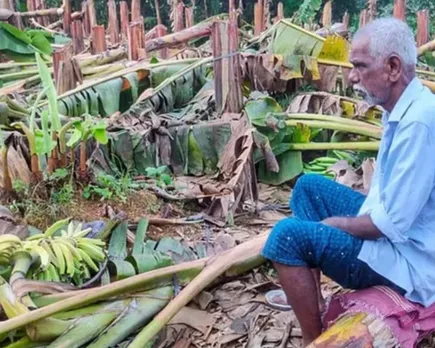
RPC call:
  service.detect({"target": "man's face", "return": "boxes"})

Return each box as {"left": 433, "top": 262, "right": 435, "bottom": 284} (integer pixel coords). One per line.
{"left": 349, "top": 36, "right": 390, "bottom": 107}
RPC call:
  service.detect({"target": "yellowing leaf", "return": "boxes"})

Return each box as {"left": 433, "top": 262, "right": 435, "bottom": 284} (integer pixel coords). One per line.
{"left": 269, "top": 20, "right": 324, "bottom": 57}
{"left": 318, "top": 36, "right": 350, "bottom": 64}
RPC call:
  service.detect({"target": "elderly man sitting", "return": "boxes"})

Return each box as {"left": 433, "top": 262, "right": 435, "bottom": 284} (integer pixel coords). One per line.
{"left": 262, "top": 18, "right": 435, "bottom": 346}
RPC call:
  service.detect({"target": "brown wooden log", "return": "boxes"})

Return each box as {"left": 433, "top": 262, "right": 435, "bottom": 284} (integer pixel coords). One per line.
{"left": 156, "top": 25, "right": 168, "bottom": 59}
{"left": 41, "top": 0, "right": 50, "bottom": 27}
{"left": 71, "top": 19, "right": 84, "bottom": 54}
{"left": 367, "top": 0, "right": 377, "bottom": 22}
{"left": 34, "top": 0, "right": 42, "bottom": 24}
{"left": 53, "top": 46, "right": 65, "bottom": 84}
{"left": 145, "top": 24, "right": 166, "bottom": 41}
{"left": 229, "top": 0, "right": 235, "bottom": 12}
{"left": 26, "top": 0, "right": 35, "bottom": 12}
{"left": 277, "top": 2, "right": 284, "bottom": 20}
{"left": 107, "top": 0, "right": 119, "bottom": 44}
{"left": 63, "top": 0, "right": 71, "bottom": 35}
{"left": 212, "top": 20, "right": 243, "bottom": 114}
{"left": 185, "top": 6, "right": 193, "bottom": 28}
{"left": 417, "top": 10, "right": 429, "bottom": 47}
{"left": 145, "top": 21, "right": 212, "bottom": 52}
{"left": 174, "top": 2, "right": 184, "bottom": 32}
{"left": 254, "top": 0, "right": 263, "bottom": 36}
{"left": 88, "top": 0, "right": 96, "bottom": 27}
{"left": 128, "top": 21, "right": 143, "bottom": 60}
{"left": 53, "top": 44, "right": 76, "bottom": 94}
{"left": 139, "top": 18, "right": 146, "bottom": 58}
{"left": 17, "top": 7, "right": 63, "bottom": 17}
{"left": 81, "top": 1, "right": 90, "bottom": 37}
{"left": 359, "top": 9, "right": 368, "bottom": 28}
{"left": 120, "top": 1, "right": 129, "bottom": 39}
{"left": 0, "top": 3, "right": 22, "bottom": 29}
{"left": 322, "top": 1, "right": 332, "bottom": 27}
{"left": 262, "top": 0, "right": 269, "bottom": 30}
{"left": 154, "top": 0, "right": 162, "bottom": 26}
{"left": 307, "top": 312, "right": 397, "bottom": 348}
{"left": 342, "top": 11, "right": 349, "bottom": 30}
{"left": 91, "top": 25, "right": 106, "bottom": 54}
{"left": 227, "top": 19, "right": 243, "bottom": 113}
{"left": 393, "top": 0, "right": 406, "bottom": 21}
{"left": 131, "top": 0, "right": 141, "bottom": 22}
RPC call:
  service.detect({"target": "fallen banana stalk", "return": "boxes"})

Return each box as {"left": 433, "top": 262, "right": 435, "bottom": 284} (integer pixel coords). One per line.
{"left": 276, "top": 113, "right": 381, "bottom": 132}
{"left": 0, "top": 233, "right": 268, "bottom": 335}
{"left": 128, "top": 233, "right": 267, "bottom": 347}
{"left": 418, "top": 39, "right": 435, "bottom": 57}
{"left": 283, "top": 142, "right": 379, "bottom": 151}
{"left": 284, "top": 120, "right": 382, "bottom": 139}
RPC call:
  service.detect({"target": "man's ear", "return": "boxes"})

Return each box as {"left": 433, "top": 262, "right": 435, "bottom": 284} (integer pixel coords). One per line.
{"left": 386, "top": 55, "right": 402, "bottom": 82}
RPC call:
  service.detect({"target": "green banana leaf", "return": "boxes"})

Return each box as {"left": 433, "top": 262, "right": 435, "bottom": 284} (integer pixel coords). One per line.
{"left": 126, "top": 252, "right": 173, "bottom": 274}
{"left": 245, "top": 96, "right": 283, "bottom": 127}
{"left": 187, "top": 129, "right": 204, "bottom": 176}
{"left": 131, "top": 219, "right": 148, "bottom": 256}
{"left": 269, "top": 20, "right": 324, "bottom": 56}
{"left": 257, "top": 150, "right": 303, "bottom": 185}
{"left": 94, "top": 78, "right": 123, "bottom": 117}
{"left": 424, "top": 52, "right": 435, "bottom": 67}
{"left": 0, "top": 23, "right": 52, "bottom": 61}
{"left": 108, "top": 221, "right": 136, "bottom": 281}
{"left": 46, "top": 301, "right": 126, "bottom": 348}
{"left": 86, "top": 287, "right": 173, "bottom": 348}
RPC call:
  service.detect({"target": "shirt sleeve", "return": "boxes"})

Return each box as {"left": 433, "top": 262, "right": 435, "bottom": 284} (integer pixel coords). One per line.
{"left": 369, "top": 121, "right": 435, "bottom": 243}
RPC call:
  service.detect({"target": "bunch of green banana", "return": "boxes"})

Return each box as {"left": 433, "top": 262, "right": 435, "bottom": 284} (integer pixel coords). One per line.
{"left": 0, "top": 235, "right": 22, "bottom": 265}
{"left": 333, "top": 150, "right": 357, "bottom": 165}
{"left": 303, "top": 156, "right": 339, "bottom": 179}
{"left": 8, "top": 219, "right": 107, "bottom": 286}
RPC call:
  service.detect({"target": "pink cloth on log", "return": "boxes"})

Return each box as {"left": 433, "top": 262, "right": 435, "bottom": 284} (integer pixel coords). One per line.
{"left": 322, "top": 286, "right": 435, "bottom": 347}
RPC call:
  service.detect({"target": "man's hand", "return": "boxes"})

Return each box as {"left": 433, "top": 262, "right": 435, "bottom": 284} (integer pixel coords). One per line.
{"left": 322, "top": 215, "right": 383, "bottom": 240}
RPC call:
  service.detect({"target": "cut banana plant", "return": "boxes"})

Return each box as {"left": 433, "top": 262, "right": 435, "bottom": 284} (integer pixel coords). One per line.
{"left": 2, "top": 220, "right": 107, "bottom": 287}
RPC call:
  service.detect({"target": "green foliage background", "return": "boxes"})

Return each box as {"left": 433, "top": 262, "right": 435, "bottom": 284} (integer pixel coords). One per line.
{"left": 17, "top": 0, "right": 435, "bottom": 36}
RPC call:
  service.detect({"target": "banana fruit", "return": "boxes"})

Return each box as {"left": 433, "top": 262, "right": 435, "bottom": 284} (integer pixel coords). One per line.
{"left": 4, "top": 220, "right": 106, "bottom": 286}
{"left": 303, "top": 156, "right": 340, "bottom": 179}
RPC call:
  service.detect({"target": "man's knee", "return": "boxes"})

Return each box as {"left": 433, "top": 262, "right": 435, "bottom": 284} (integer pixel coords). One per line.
{"left": 262, "top": 218, "right": 316, "bottom": 267}
{"left": 263, "top": 218, "right": 306, "bottom": 256}
{"left": 291, "top": 174, "right": 326, "bottom": 207}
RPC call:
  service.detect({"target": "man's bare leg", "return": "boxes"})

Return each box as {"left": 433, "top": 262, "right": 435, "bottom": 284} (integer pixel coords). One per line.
{"left": 274, "top": 262, "right": 322, "bottom": 346}
{"left": 311, "top": 269, "right": 325, "bottom": 313}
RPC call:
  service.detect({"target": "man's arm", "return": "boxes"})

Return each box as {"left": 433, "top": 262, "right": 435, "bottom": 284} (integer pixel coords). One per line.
{"left": 323, "top": 120, "right": 435, "bottom": 242}
{"left": 322, "top": 215, "right": 383, "bottom": 240}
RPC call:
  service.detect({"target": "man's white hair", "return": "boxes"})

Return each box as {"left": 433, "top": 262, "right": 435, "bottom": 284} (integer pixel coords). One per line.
{"left": 354, "top": 17, "right": 417, "bottom": 66}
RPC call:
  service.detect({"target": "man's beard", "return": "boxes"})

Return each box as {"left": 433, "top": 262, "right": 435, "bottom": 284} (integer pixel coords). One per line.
{"left": 353, "top": 84, "right": 385, "bottom": 106}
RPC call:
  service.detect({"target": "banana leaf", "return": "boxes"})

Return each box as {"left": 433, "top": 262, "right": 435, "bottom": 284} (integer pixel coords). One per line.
{"left": 151, "top": 64, "right": 191, "bottom": 87}
{"left": 269, "top": 20, "right": 324, "bottom": 56}
{"left": 108, "top": 221, "right": 136, "bottom": 281}
{"left": 46, "top": 301, "right": 126, "bottom": 348}
{"left": 124, "top": 72, "right": 140, "bottom": 102}
{"left": 155, "top": 237, "right": 197, "bottom": 263}
{"left": 126, "top": 252, "right": 173, "bottom": 275}
{"left": 245, "top": 96, "right": 283, "bottom": 127}
{"left": 0, "top": 23, "right": 51, "bottom": 62}
{"left": 257, "top": 150, "right": 303, "bottom": 185}
{"left": 94, "top": 78, "right": 124, "bottom": 117}
{"left": 318, "top": 36, "right": 350, "bottom": 64}
{"left": 86, "top": 287, "right": 173, "bottom": 348}
{"left": 187, "top": 129, "right": 204, "bottom": 176}
{"left": 127, "top": 219, "right": 174, "bottom": 274}
{"left": 132, "top": 219, "right": 148, "bottom": 257}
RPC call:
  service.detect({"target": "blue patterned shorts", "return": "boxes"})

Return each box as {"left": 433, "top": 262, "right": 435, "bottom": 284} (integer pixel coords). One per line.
{"left": 262, "top": 174, "right": 405, "bottom": 293}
